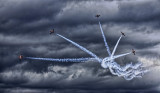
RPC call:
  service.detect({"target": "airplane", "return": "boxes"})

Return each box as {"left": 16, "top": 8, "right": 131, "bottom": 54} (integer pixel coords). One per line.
{"left": 95, "top": 14, "right": 100, "bottom": 18}
{"left": 121, "top": 32, "right": 125, "bottom": 36}
{"left": 50, "top": 29, "right": 54, "bottom": 34}
{"left": 132, "top": 49, "right": 136, "bottom": 55}
{"left": 23, "top": 21, "right": 135, "bottom": 69}
{"left": 19, "top": 54, "right": 23, "bottom": 60}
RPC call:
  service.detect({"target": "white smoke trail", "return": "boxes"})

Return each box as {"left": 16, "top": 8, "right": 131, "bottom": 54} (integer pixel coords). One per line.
{"left": 111, "top": 35, "right": 122, "bottom": 57}
{"left": 57, "top": 34, "right": 102, "bottom": 62}
{"left": 107, "top": 61, "right": 149, "bottom": 80}
{"left": 24, "top": 21, "right": 149, "bottom": 80}
{"left": 99, "top": 21, "right": 111, "bottom": 56}
{"left": 26, "top": 57, "right": 96, "bottom": 62}
{"left": 98, "top": 21, "right": 148, "bottom": 80}
{"left": 114, "top": 53, "right": 131, "bottom": 59}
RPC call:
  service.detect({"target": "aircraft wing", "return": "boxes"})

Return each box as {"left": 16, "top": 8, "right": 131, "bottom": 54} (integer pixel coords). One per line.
{"left": 25, "top": 57, "right": 97, "bottom": 62}
{"left": 112, "top": 52, "right": 131, "bottom": 59}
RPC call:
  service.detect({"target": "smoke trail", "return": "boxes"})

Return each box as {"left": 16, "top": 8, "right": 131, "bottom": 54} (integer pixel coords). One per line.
{"left": 98, "top": 21, "right": 148, "bottom": 80}
{"left": 26, "top": 57, "right": 96, "bottom": 62}
{"left": 111, "top": 35, "right": 122, "bottom": 57}
{"left": 57, "top": 34, "right": 102, "bottom": 62}
{"left": 99, "top": 21, "right": 111, "bottom": 56}
{"left": 113, "top": 52, "right": 131, "bottom": 59}
{"left": 107, "top": 61, "right": 149, "bottom": 80}
{"left": 24, "top": 21, "right": 148, "bottom": 80}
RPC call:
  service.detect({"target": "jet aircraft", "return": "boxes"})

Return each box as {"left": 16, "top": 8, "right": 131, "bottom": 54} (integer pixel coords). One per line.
{"left": 121, "top": 32, "right": 125, "bottom": 36}
{"left": 50, "top": 29, "right": 54, "bottom": 34}
{"left": 95, "top": 14, "right": 100, "bottom": 18}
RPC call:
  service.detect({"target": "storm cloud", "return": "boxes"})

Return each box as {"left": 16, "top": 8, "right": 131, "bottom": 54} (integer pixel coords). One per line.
{"left": 1, "top": 0, "right": 160, "bottom": 93}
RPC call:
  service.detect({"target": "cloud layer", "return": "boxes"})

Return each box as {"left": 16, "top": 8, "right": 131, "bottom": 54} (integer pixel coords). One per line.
{"left": 1, "top": 0, "right": 160, "bottom": 93}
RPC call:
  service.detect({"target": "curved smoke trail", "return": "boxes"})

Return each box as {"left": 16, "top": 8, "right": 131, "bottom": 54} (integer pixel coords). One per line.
{"left": 107, "top": 61, "right": 149, "bottom": 80}
{"left": 98, "top": 21, "right": 148, "bottom": 80}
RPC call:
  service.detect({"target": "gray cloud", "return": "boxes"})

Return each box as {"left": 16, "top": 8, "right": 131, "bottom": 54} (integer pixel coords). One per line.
{"left": 1, "top": 0, "right": 160, "bottom": 93}
{"left": 1, "top": 56, "right": 160, "bottom": 93}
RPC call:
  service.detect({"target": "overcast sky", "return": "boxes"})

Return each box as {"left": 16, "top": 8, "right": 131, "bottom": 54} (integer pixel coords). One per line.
{"left": 1, "top": 0, "right": 160, "bottom": 93}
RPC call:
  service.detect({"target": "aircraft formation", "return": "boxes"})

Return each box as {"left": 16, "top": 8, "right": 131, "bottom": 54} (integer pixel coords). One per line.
{"left": 19, "top": 15, "right": 148, "bottom": 80}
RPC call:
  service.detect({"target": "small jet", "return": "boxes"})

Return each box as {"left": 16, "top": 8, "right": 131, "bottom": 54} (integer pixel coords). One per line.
{"left": 19, "top": 54, "right": 23, "bottom": 60}
{"left": 95, "top": 14, "right": 100, "bottom": 18}
{"left": 50, "top": 29, "right": 54, "bottom": 34}
{"left": 121, "top": 32, "right": 125, "bottom": 36}
{"left": 132, "top": 49, "right": 136, "bottom": 55}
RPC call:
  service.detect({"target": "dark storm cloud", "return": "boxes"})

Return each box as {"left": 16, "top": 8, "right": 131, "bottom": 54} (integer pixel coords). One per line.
{"left": 0, "top": 0, "right": 67, "bottom": 34}
{"left": 1, "top": 0, "right": 160, "bottom": 35}
{"left": 116, "top": 0, "right": 160, "bottom": 22}
{"left": 1, "top": 0, "right": 160, "bottom": 93}
{"left": 1, "top": 58, "right": 160, "bottom": 93}
{"left": 54, "top": 0, "right": 160, "bottom": 26}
